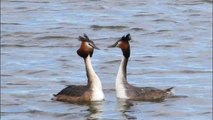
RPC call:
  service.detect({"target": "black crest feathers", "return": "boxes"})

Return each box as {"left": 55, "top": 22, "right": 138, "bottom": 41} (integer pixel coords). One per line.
{"left": 78, "top": 33, "right": 90, "bottom": 42}
{"left": 121, "top": 33, "right": 131, "bottom": 41}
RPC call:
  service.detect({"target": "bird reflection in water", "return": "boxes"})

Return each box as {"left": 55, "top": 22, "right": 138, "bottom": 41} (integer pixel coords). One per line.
{"left": 86, "top": 101, "right": 104, "bottom": 120}
{"left": 117, "top": 99, "right": 136, "bottom": 120}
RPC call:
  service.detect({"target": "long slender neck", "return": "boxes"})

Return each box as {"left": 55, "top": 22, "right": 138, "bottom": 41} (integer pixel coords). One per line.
{"left": 115, "top": 56, "right": 129, "bottom": 99}
{"left": 116, "top": 44, "right": 130, "bottom": 85}
{"left": 116, "top": 56, "right": 129, "bottom": 86}
{"left": 84, "top": 56, "right": 103, "bottom": 90}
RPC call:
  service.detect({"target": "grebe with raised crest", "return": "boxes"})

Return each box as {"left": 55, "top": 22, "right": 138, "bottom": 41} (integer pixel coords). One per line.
{"left": 109, "top": 33, "right": 174, "bottom": 102}
{"left": 53, "top": 34, "right": 104, "bottom": 103}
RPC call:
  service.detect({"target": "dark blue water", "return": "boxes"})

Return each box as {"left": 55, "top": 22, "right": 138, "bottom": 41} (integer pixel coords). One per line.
{"left": 1, "top": 0, "right": 212, "bottom": 120}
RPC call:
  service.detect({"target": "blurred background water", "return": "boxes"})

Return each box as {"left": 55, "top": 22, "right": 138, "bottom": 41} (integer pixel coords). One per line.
{"left": 1, "top": 0, "right": 212, "bottom": 120}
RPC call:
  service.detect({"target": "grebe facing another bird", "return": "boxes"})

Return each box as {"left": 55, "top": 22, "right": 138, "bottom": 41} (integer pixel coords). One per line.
{"left": 109, "top": 34, "right": 174, "bottom": 102}
{"left": 53, "top": 34, "right": 104, "bottom": 103}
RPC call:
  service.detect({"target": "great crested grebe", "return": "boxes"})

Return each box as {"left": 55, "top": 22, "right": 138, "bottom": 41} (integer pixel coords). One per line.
{"left": 53, "top": 34, "right": 104, "bottom": 103}
{"left": 109, "top": 33, "right": 174, "bottom": 102}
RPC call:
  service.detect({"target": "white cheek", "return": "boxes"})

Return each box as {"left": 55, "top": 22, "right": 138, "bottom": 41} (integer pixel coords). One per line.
{"left": 117, "top": 41, "right": 122, "bottom": 47}
{"left": 86, "top": 43, "right": 93, "bottom": 48}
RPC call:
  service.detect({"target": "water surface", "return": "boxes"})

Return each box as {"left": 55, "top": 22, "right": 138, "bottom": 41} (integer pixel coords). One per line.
{"left": 1, "top": 0, "right": 212, "bottom": 120}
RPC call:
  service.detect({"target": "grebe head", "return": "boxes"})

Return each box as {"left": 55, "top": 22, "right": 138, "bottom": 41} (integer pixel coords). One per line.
{"left": 77, "top": 34, "right": 99, "bottom": 58}
{"left": 109, "top": 33, "right": 131, "bottom": 58}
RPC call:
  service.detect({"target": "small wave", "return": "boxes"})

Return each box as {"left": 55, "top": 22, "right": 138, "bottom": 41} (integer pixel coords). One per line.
{"left": 152, "top": 19, "right": 177, "bottom": 23}
{"left": 153, "top": 113, "right": 170, "bottom": 117}
{"left": 143, "top": 55, "right": 156, "bottom": 58}
{"left": 155, "top": 44, "right": 178, "bottom": 48}
{"left": 141, "top": 31, "right": 162, "bottom": 35}
{"left": 6, "top": 83, "right": 30, "bottom": 85}
{"left": 131, "top": 28, "right": 146, "bottom": 31}
{"left": 14, "top": 70, "right": 47, "bottom": 75}
{"left": 43, "top": 45, "right": 76, "bottom": 48}
{"left": 198, "top": 112, "right": 212, "bottom": 115}
{"left": 28, "top": 109, "right": 43, "bottom": 113}
{"left": 104, "top": 60, "right": 120, "bottom": 64}
{"left": 1, "top": 74, "right": 12, "bottom": 76}
{"left": 133, "top": 13, "right": 157, "bottom": 17}
{"left": 57, "top": 58, "right": 69, "bottom": 62}
{"left": 1, "top": 44, "right": 40, "bottom": 48}
{"left": 1, "top": 22, "right": 23, "bottom": 25}
{"left": 27, "top": 70, "right": 47, "bottom": 75}
{"left": 6, "top": 109, "right": 43, "bottom": 114}
{"left": 15, "top": 31, "right": 42, "bottom": 35}
{"left": 1, "top": 103, "right": 21, "bottom": 106}
{"left": 15, "top": 7, "right": 28, "bottom": 10}
{"left": 156, "top": 29, "right": 172, "bottom": 32}
{"left": 90, "top": 25, "right": 128, "bottom": 30}
{"left": 36, "top": 35, "right": 70, "bottom": 40}
{"left": 131, "top": 59, "right": 146, "bottom": 63}
{"left": 9, "top": 0, "right": 49, "bottom": 3}
{"left": 54, "top": 113, "right": 74, "bottom": 118}
{"left": 143, "top": 70, "right": 212, "bottom": 75}
{"left": 204, "top": 0, "right": 213, "bottom": 4}
{"left": 1, "top": 44, "right": 69, "bottom": 48}
{"left": 47, "top": 27, "right": 64, "bottom": 30}
{"left": 189, "top": 13, "right": 201, "bottom": 16}
{"left": 179, "top": 70, "right": 212, "bottom": 74}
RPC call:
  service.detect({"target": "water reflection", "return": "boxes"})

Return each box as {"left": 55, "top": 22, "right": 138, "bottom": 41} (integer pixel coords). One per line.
{"left": 117, "top": 99, "right": 136, "bottom": 120}
{"left": 86, "top": 101, "right": 104, "bottom": 120}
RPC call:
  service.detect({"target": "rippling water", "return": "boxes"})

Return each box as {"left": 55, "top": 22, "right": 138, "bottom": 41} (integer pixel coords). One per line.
{"left": 1, "top": 0, "right": 212, "bottom": 120}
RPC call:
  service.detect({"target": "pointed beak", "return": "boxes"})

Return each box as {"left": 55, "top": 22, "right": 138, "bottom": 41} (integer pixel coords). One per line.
{"left": 94, "top": 45, "right": 100, "bottom": 50}
{"left": 91, "top": 43, "right": 100, "bottom": 50}
{"left": 108, "top": 42, "right": 118, "bottom": 48}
